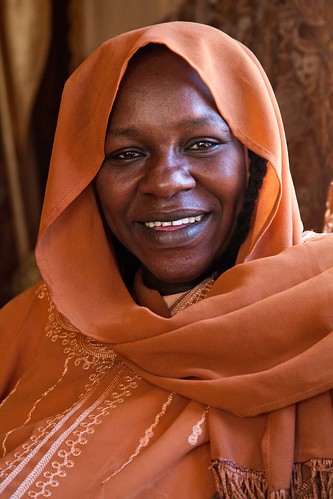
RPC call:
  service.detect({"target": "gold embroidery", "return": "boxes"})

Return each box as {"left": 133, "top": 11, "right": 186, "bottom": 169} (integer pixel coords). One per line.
{"left": 1, "top": 413, "right": 73, "bottom": 478}
{"left": 0, "top": 384, "right": 102, "bottom": 495}
{"left": 0, "top": 283, "right": 141, "bottom": 497}
{"left": 0, "top": 379, "right": 23, "bottom": 457}
{"left": 0, "top": 285, "right": 49, "bottom": 456}
{"left": 36, "top": 283, "right": 47, "bottom": 300}
{"left": 78, "top": 334, "right": 116, "bottom": 361}
{"left": 1, "top": 358, "right": 70, "bottom": 458}
{"left": 168, "top": 279, "right": 213, "bottom": 449}
{"left": 44, "top": 301, "right": 117, "bottom": 372}
{"left": 188, "top": 406, "right": 209, "bottom": 446}
{"left": 1, "top": 289, "right": 118, "bottom": 465}
{"left": 103, "top": 391, "right": 175, "bottom": 483}
{"left": 39, "top": 283, "right": 119, "bottom": 376}
{"left": 23, "top": 367, "right": 140, "bottom": 498}
{"left": 169, "top": 271, "right": 217, "bottom": 316}
{"left": 52, "top": 307, "right": 79, "bottom": 332}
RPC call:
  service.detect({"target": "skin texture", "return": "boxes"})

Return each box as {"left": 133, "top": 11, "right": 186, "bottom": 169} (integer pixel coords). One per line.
{"left": 95, "top": 47, "right": 248, "bottom": 295}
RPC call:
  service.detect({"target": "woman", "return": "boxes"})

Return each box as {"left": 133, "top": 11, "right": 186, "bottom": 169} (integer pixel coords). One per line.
{"left": 1, "top": 21, "right": 333, "bottom": 498}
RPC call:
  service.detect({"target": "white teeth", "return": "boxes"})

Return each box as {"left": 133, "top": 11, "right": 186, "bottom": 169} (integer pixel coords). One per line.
{"left": 144, "top": 215, "right": 204, "bottom": 228}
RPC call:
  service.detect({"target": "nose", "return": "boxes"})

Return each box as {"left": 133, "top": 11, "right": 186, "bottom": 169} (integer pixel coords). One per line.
{"left": 138, "top": 152, "right": 196, "bottom": 199}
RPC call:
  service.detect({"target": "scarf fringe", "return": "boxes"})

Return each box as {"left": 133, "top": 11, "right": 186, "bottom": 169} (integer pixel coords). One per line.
{"left": 292, "top": 459, "right": 333, "bottom": 499}
{"left": 212, "top": 458, "right": 333, "bottom": 498}
{"left": 212, "top": 460, "right": 267, "bottom": 499}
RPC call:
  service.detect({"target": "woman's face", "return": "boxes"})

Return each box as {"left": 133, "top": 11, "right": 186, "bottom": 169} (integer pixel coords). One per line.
{"left": 95, "top": 48, "right": 248, "bottom": 294}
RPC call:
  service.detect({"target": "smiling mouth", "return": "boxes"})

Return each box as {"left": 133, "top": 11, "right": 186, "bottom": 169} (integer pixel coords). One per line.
{"left": 144, "top": 214, "right": 204, "bottom": 229}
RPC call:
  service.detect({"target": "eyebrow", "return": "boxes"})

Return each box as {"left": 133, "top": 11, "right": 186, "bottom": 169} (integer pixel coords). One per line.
{"left": 107, "top": 114, "right": 230, "bottom": 138}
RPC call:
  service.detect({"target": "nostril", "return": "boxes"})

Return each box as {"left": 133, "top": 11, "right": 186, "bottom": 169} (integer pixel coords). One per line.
{"left": 138, "top": 166, "right": 196, "bottom": 197}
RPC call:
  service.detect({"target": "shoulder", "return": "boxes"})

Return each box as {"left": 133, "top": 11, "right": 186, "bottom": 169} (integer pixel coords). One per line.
{"left": 0, "top": 281, "right": 49, "bottom": 339}
{"left": 0, "top": 282, "right": 50, "bottom": 394}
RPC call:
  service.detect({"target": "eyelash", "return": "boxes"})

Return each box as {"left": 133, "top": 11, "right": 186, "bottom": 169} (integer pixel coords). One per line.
{"left": 186, "top": 139, "right": 220, "bottom": 151}
{"left": 107, "top": 138, "right": 222, "bottom": 163}
{"left": 112, "top": 150, "right": 144, "bottom": 161}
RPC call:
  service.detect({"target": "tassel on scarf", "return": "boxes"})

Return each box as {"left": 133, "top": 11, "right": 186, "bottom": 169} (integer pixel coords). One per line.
{"left": 291, "top": 459, "right": 333, "bottom": 499}
{"left": 212, "top": 458, "right": 333, "bottom": 498}
{"left": 211, "top": 459, "right": 268, "bottom": 498}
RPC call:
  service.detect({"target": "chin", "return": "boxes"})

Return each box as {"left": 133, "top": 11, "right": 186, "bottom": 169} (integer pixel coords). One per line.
{"left": 143, "top": 261, "right": 215, "bottom": 292}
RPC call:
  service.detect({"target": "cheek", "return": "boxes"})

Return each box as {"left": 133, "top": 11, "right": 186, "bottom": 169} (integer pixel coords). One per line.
{"left": 211, "top": 164, "right": 247, "bottom": 209}
{"left": 225, "top": 150, "right": 248, "bottom": 201}
{"left": 95, "top": 173, "right": 121, "bottom": 223}
{"left": 96, "top": 170, "right": 125, "bottom": 212}
{"left": 95, "top": 170, "right": 137, "bottom": 240}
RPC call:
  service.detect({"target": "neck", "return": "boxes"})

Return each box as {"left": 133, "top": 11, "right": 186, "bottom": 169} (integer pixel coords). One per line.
{"left": 142, "top": 268, "right": 216, "bottom": 296}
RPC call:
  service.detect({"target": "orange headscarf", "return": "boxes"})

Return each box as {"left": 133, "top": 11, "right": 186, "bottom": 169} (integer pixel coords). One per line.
{"left": 36, "top": 21, "right": 303, "bottom": 335}
{"left": 2, "top": 22, "right": 333, "bottom": 497}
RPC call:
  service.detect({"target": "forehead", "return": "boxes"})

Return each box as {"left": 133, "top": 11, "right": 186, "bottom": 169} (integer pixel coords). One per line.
{"left": 108, "top": 45, "right": 225, "bottom": 128}
{"left": 121, "top": 44, "right": 216, "bottom": 99}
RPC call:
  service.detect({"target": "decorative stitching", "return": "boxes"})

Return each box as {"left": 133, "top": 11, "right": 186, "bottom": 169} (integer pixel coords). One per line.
{"left": 169, "top": 271, "right": 217, "bottom": 316}
{"left": 188, "top": 406, "right": 209, "bottom": 446}
{"left": 0, "top": 284, "right": 140, "bottom": 497}
{"left": 102, "top": 391, "right": 175, "bottom": 483}
{"left": 12, "top": 366, "right": 140, "bottom": 498}
{"left": 1, "top": 357, "right": 70, "bottom": 458}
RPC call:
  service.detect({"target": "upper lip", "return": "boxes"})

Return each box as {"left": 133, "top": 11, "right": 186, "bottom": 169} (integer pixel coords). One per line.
{"left": 137, "top": 210, "right": 208, "bottom": 223}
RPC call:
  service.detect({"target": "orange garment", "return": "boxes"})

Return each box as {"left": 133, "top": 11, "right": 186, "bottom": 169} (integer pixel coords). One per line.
{"left": 1, "top": 21, "right": 333, "bottom": 497}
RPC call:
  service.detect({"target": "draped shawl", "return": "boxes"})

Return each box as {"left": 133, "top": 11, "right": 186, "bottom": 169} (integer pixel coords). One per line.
{"left": 1, "top": 21, "right": 333, "bottom": 497}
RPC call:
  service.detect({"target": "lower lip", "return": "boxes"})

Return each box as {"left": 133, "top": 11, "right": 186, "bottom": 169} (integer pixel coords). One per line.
{"left": 152, "top": 222, "right": 199, "bottom": 232}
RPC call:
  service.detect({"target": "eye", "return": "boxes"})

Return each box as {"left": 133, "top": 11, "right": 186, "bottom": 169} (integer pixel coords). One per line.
{"left": 186, "top": 139, "right": 221, "bottom": 153}
{"left": 106, "top": 148, "right": 146, "bottom": 164}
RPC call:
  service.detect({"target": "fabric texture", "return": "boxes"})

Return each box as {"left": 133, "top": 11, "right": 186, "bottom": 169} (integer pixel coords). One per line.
{"left": 1, "top": 21, "right": 333, "bottom": 497}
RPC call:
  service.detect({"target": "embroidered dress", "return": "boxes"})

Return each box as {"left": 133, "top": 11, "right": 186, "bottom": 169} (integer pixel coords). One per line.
{"left": 0, "top": 284, "right": 216, "bottom": 498}
{"left": 1, "top": 21, "right": 333, "bottom": 498}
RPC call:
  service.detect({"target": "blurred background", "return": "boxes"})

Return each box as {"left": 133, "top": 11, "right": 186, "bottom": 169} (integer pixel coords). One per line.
{"left": 0, "top": 0, "right": 332, "bottom": 306}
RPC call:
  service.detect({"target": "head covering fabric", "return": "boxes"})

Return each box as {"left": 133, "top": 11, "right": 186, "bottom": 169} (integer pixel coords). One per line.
{"left": 36, "top": 21, "right": 303, "bottom": 337}
{"left": 1, "top": 21, "right": 333, "bottom": 497}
